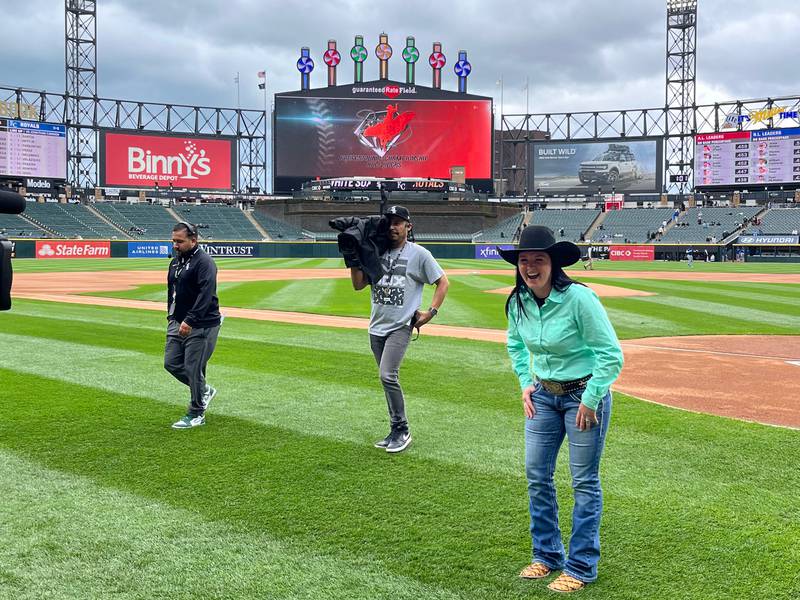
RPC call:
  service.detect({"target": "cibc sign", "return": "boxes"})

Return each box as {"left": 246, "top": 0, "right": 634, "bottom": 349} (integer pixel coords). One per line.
{"left": 609, "top": 245, "right": 654, "bottom": 261}
{"left": 99, "top": 129, "right": 237, "bottom": 191}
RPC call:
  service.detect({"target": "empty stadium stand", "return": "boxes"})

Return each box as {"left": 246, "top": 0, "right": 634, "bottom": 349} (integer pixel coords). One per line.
{"left": 594, "top": 208, "right": 674, "bottom": 243}
{"left": 758, "top": 208, "right": 800, "bottom": 234}
{"left": 94, "top": 202, "right": 178, "bottom": 240}
{"left": 660, "top": 206, "right": 762, "bottom": 243}
{"left": 0, "top": 213, "right": 46, "bottom": 238}
{"left": 527, "top": 209, "right": 601, "bottom": 242}
{"left": 172, "top": 204, "right": 262, "bottom": 240}
{"left": 472, "top": 212, "right": 525, "bottom": 243}
{"left": 23, "top": 202, "right": 127, "bottom": 239}
{"left": 250, "top": 211, "right": 308, "bottom": 240}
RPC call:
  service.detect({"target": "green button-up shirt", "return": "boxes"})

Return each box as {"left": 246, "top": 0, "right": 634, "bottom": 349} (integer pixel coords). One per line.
{"left": 506, "top": 283, "right": 624, "bottom": 410}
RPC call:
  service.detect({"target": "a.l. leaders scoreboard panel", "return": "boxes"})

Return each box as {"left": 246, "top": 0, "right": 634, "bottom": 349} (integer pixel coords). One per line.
{"left": 695, "top": 127, "right": 800, "bottom": 188}
{"left": 0, "top": 119, "right": 67, "bottom": 179}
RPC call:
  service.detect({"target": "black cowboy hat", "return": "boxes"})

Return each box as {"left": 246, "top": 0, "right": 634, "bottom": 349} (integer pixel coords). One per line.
{"left": 498, "top": 225, "right": 581, "bottom": 268}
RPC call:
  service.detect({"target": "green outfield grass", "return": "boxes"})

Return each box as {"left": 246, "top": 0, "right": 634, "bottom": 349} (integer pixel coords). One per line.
{"left": 11, "top": 256, "right": 800, "bottom": 274}
{"left": 86, "top": 272, "right": 800, "bottom": 339}
{"left": 3, "top": 258, "right": 800, "bottom": 599}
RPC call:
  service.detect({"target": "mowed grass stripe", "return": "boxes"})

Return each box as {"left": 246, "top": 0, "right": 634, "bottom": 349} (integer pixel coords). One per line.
{"left": 0, "top": 318, "right": 530, "bottom": 477}
{"left": 601, "top": 297, "right": 795, "bottom": 338}
{"left": 636, "top": 294, "right": 800, "bottom": 330}
{"left": 602, "top": 306, "right": 684, "bottom": 339}
{"left": 1, "top": 368, "right": 797, "bottom": 599}
{"left": 582, "top": 277, "right": 800, "bottom": 314}
{"left": 0, "top": 450, "right": 462, "bottom": 600}
{"left": 0, "top": 371, "right": 534, "bottom": 599}
{"left": 13, "top": 256, "right": 800, "bottom": 275}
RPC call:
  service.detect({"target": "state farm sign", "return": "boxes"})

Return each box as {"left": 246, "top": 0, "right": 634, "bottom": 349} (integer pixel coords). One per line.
{"left": 609, "top": 245, "right": 654, "bottom": 261}
{"left": 99, "top": 129, "right": 237, "bottom": 191}
{"left": 36, "top": 240, "right": 110, "bottom": 259}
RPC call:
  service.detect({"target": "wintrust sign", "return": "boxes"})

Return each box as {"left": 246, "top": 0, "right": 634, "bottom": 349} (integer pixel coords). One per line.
{"left": 198, "top": 242, "right": 258, "bottom": 257}
{"left": 100, "top": 130, "right": 237, "bottom": 191}
{"left": 36, "top": 241, "right": 110, "bottom": 259}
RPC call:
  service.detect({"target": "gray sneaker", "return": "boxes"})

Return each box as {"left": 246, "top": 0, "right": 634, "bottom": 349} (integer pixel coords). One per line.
{"left": 201, "top": 385, "right": 217, "bottom": 411}
{"left": 386, "top": 430, "right": 412, "bottom": 453}
{"left": 374, "top": 432, "right": 393, "bottom": 449}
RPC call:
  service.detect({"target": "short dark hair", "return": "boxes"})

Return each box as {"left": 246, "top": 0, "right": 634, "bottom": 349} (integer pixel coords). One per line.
{"left": 172, "top": 221, "right": 198, "bottom": 238}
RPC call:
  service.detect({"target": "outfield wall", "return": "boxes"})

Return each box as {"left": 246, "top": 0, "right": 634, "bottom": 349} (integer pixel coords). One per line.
{"left": 8, "top": 239, "right": 800, "bottom": 262}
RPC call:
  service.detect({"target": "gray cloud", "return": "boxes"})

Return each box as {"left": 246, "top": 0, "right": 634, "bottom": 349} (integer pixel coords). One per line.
{"left": 2, "top": 0, "right": 797, "bottom": 116}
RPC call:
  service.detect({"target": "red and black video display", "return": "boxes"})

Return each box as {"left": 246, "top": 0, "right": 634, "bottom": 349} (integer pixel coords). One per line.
{"left": 274, "top": 84, "right": 492, "bottom": 192}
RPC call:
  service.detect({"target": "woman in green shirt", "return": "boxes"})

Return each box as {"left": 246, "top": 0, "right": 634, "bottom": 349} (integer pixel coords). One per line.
{"left": 500, "top": 226, "right": 623, "bottom": 593}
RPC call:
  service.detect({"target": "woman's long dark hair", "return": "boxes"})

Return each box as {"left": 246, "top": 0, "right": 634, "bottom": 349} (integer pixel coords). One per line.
{"left": 504, "top": 262, "right": 585, "bottom": 320}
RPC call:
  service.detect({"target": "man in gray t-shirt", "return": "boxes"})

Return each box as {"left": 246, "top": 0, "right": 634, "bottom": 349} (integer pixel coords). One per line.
{"left": 350, "top": 205, "right": 449, "bottom": 453}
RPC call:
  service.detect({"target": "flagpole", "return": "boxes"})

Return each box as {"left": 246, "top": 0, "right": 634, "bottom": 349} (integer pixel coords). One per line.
{"left": 264, "top": 69, "right": 272, "bottom": 194}
{"left": 236, "top": 72, "right": 241, "bottom": 108}
{"left": 525, "top": 76, "right": 529, "bottom": 116}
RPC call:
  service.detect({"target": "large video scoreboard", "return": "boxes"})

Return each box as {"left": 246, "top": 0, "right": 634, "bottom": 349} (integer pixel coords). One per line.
{"left": 0, "top": 119, "right": 67, "bottom": 180}
{"left": 695, "top": 127, "right": 800, "bottom": 188}
{"left": 273, "top": 81, "right": 493, "bottom": 193}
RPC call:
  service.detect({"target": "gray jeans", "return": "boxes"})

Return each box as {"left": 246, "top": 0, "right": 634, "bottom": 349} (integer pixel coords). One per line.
{"left": 369, "top": 325, "right": 413, "bottom": 432}
{"left": 164, "top": 320, "right": 220, "bottom": 416}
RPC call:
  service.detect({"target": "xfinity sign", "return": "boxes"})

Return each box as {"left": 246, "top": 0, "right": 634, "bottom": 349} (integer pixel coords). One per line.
{"left": 475, "top": 244, "right": 513, "bottom": 260}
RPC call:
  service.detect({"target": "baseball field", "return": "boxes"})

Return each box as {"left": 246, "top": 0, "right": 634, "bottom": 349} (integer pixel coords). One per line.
{"left": 2, "top": 257, "right": 799, "bottom": 599}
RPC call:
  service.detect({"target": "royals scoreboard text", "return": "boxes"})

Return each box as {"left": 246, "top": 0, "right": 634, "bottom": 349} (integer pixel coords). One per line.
{"left": 0, "top": 119, "right": 67, "bottom": 180}
{"left": 695, "top": 127, "right": 800, "bottom": 188}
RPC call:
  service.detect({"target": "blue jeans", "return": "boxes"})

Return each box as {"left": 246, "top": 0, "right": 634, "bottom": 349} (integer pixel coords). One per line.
{"left": 524, "top": 386, "right": 612, "bottom": 583}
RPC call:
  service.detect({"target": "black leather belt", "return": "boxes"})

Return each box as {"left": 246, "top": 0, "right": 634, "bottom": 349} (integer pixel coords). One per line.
{"left": 538, "top": 375, "right": 592, "bottom": 395}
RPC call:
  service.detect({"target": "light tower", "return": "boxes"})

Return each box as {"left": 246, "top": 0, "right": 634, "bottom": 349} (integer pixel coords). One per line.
{"left": 65, "top": 0, "right": 98, "bottom": 191}
{"left": 665, "top": 0, "right": 698, "bottom": 195}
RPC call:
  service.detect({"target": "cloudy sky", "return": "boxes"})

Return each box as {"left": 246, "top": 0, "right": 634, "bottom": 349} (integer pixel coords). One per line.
{"left": 3, "top": 0, "right": 798, "bottom": 116}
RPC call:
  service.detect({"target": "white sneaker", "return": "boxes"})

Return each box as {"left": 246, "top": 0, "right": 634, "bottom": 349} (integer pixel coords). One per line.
{"left": 201, "top": 385, "right": 217, "bottom": 410}
{"left": 172, "top": 414, "right": 205, "bottom": 429}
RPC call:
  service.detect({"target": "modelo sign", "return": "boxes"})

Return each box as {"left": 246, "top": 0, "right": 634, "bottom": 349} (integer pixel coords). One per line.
{"left": 36, "top": 240, "right": 110, "bottom": 259}
{"left": 99, "top": 129, "right": 237, "bottom": 191}
{"left": 609, "top": 245, "right": 654, "bottom": 261}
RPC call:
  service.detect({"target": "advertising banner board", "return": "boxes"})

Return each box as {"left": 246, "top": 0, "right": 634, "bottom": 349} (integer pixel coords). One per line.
{"left": 36, "top": 240, "right": 110, "bottom": 259}
{"left": 99, "top": 129, "right": 237, "bottom": 191}
{"left": 609, "top": 245, "right": 655, "bottom": 261}
{"left": 530, "top": 138, "right": 662, "bottom": 194}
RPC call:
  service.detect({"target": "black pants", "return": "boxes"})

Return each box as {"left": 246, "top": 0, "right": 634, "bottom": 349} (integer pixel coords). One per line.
{"left": 164, "top": 320, "right": 220, "bottom": 416}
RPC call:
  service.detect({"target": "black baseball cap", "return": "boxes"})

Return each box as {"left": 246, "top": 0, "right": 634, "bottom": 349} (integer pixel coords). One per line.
{"left": 385, "top": 205, "right": 411, "bottom": 222}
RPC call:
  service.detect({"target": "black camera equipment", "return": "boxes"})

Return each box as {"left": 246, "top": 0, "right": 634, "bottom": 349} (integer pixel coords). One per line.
{"left": 0, "top": 189, "right": 27, "bottom": 311}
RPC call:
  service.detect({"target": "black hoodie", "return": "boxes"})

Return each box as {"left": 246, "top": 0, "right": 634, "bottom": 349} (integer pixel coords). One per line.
{"left": 167, "top": 246, "right": 221, "bottom": 328}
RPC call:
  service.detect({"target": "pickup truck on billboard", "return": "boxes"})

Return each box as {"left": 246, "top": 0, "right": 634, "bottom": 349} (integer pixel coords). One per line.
{"left": 530, "top": 138, "right": 661, "bottom": 194}
{"left": 578, "top": 144, "right": 641, "bottom": 185}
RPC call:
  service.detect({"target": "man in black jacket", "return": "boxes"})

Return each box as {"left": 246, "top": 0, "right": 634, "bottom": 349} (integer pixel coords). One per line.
{"left": 165, "top": 222, "right": 222, "bottom": 429}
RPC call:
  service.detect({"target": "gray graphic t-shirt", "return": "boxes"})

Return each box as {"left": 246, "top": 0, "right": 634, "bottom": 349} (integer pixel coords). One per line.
{"left": 369, "top": 242, "right": 444, "bottom": 336}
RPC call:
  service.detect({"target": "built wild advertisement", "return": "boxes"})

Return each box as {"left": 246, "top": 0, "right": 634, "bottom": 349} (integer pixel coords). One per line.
{"left": 273, "top": 82, "right": 492, "bottom": 192}
{"left": 530, "top": 138, "right": 663, "bottom": 194}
